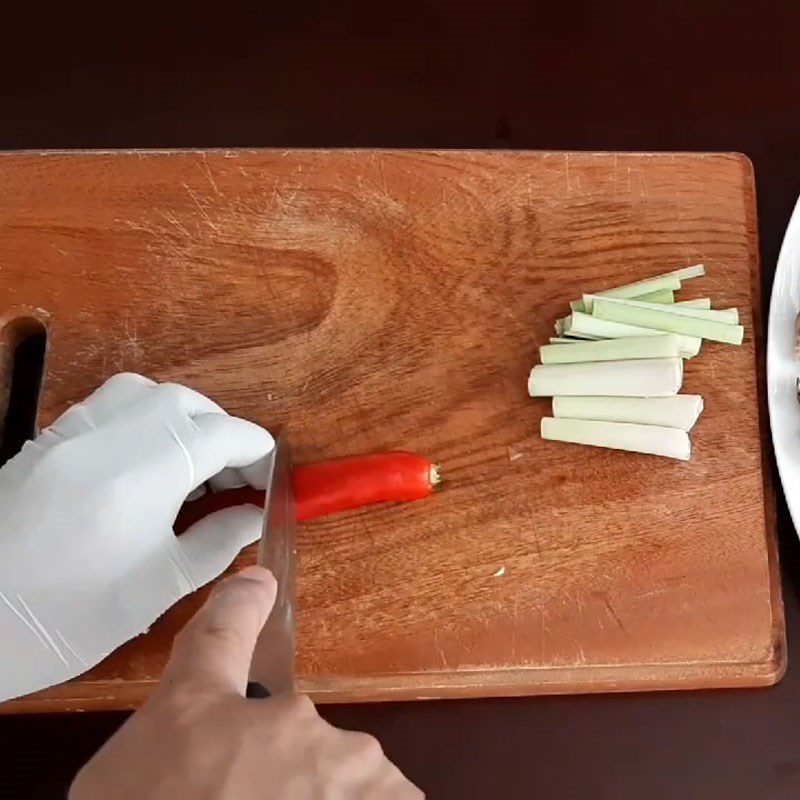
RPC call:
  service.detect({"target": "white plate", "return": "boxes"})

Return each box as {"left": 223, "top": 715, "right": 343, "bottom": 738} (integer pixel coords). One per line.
{"left": 768, "top": 196, "right": 800, "bottom": 534}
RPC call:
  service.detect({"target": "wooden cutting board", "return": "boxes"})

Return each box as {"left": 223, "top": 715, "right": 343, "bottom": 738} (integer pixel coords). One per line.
{"left": 0, "top": 150, "right": 784, "bottom": 712}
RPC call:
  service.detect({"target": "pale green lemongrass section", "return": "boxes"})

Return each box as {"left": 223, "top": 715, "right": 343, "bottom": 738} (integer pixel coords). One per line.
{"left": 586, "top": 295, "right": 738, "bottom": 324}
{"left": 675, "top": 298, "right": 711, "bottom": 309}
{"left": 667, "top": 263, "right": 706, "bottom": 281}
{"left": 630, "top": 288, "right": 675, "bottom": 304}
{"left": 552, "top": 395, "right": 704, "bottom": 431}
{"left": 549, "top": 337, "right": 581, "bottom": 344}
{"left": 581, "top": 276, "right": 682, "bottom": 313}
{"left": 528, "top": 358, "right": 683, "bottom": 397}
{"left": 539, "top": 335, "right": 680, "bottom": 365}
{"left": 592, "top": 297, "right": 744, "bottom": 345}
{"left": 571, "top": 264, "right": 704, "bottom": 313}
{"left": 567, "top": 312, "right": 702, "bottom": 357}
{"left": 570, "top": 286, "right": 674, "bottom": 313}
{"left": 541, "top": 417, "right": 691, "bottom": 460}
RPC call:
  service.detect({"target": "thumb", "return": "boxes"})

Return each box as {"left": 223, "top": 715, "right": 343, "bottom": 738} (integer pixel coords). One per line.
{"left": 164, "top": 566, "right": 277, "bottom": 696}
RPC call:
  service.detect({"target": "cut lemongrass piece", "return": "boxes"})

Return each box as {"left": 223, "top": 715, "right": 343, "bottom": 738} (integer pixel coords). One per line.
{"left": 539, "top": 334, "right": 680, "bottom": 364}
{"left": 676, "top": 298, "right": 711, "bottom": 309}
{"left": 558, "top": 319, "right": 603, "bottom": 340}
{"left": 722, "top": 307, "right": 740, "bottom": 323}
{"left": 570, "top": 286, "right": 674, "bottom": 312}
{"left": 668, "top": 263, "right": 705, "bottom": 281}
{"left": 528, "top": 358, "right": 683, "bottom": 397}
{"left": 552, "top": 395, "right": 704, "bottom": 431}
{"left": 631, "top": 288, "right": 675, "bottom": 304}
{"left": 586, "top": 295, "right": 737, "bottom": 324}
{"left": 541, "top": 417, "right": 691, "bottom": 461}
{"left": 572, "top": 264, "right": 704, "bottom": 313}
{"left": 550, "top": 337, "right": 581, "bottom": 344}
{"left": 592, "top": 297, "right": 744, "bottom": 345}
{"left": 568, "top": 312, "right": 702, "bottom": 357}
{"left": 554, "top": 318, "right": 565, "bottom": 336}
{"left": 581, "top": 276, "right": 682, "bottom": 313}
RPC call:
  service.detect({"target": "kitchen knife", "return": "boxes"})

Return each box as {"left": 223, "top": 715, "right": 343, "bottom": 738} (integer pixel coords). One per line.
{"left": 247, "top": 432, "right": 297, "bottom": 698}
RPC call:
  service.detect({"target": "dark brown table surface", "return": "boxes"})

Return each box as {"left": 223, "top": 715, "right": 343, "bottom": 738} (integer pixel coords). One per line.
{"left": 2, "top": 2, "right": 800, "bottom": 798}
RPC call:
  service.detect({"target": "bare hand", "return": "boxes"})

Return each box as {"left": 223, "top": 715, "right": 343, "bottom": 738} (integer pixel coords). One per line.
{"left": 69, "top": 567, "right": 423, "bottom": 799}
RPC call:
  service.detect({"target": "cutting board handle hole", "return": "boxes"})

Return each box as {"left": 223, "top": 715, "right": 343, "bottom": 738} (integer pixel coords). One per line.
{"left": 0, "top": 316, "right": 48, "bottom": 468}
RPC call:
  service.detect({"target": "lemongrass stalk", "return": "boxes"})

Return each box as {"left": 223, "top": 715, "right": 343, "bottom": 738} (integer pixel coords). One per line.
{"left": 541, "top": 417, "right": 690, "bottom": 460}
{"left": 567, "top": 312, "right": 702, "bottom": 357}
{"left": 592, "top": 297, "right": 743, "bottom": 345}
{"left": 668, "top": 263, "right": 705, "bottom": 281}
{"left": 539, "top": 335, "right": 680, "bottom": 364}
{"left": 630, "top": 288, "right": 675, "bottom": 304}
{"left": 570, "top": 287, "right": 674, "bottom": 313}
{"left": 675, "top": 298, "right": 711, "bottom": 309}
{"left": 552, "top": 395, "right": 703, "bottom": 431}
{"left": 586, "top": 295, "right": 737, "bottom": 324}
{"left": 582, "top": 276, "right": 682, "bottom": 313}
{"left": 528, "top": 358, "right": 683, "bottom": 397}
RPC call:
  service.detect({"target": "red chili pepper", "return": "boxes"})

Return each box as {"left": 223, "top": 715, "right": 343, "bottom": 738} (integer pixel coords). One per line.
{"left": 174, "top": 451, "right": 440, "bottom": 534}
{"left": 293, "top": 451, "right": 440, "bottom": 522}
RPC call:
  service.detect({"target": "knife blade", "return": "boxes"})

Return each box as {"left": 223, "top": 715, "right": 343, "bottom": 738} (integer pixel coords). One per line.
{"left": 247, "top": 432, "right": 296, "bottom": 697}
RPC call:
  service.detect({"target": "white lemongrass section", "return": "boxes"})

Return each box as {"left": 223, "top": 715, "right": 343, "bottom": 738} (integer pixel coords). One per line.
{"left": 539, "top": 334, "right": 680, "bottom": 364}
{"left": 528, "top": 358, "right": 683, "bottom": 397}
{"left": 541, "top": 417, "right": 691, "bottom": 461}
{"left": 586, "top": 295, "right": 739, "bottom": 324}
{"left": 552, "top": 395, "right": 704, "bottom": 431}
{"left": 567, "top": 312, "right": 702, "bottom": 357}
{"left": 592, "top": 297, "right": 744, "bottom": 345}
{"left": 675, "top": 298, "right": 711, "bottom": 309}
{"left": 550, "top": 337, "right": 581, "bottom": 344}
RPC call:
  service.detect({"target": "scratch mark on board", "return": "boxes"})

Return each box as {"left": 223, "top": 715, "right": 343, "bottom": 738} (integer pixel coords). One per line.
{"left": 181, "top": 182, "right": 221, "bottom": 234}
{"left": 198, "top": 152, "right": 221, "bottom": 196}
{"left": 602, "top": 595, "right": 626, "bottom": 632}
{"left": 433, "top": 630, "right": 449, "bottom": 668}
{"left": 564, "top": 153, "right": 571, "bottom": 194}
{"left": 511, "top": 598, "right": 518, "bottom": 659}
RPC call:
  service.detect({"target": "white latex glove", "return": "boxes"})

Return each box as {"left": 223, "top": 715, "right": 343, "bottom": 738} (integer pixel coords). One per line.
{"left": 0, "top": 373, "right": 274, "bottom": 703}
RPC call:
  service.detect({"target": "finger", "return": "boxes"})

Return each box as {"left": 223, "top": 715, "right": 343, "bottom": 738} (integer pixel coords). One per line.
{"left": 155, "top": 382, "right": 225, "bottom": 418}
{"left": 182, "top": 413, "right": 274, "bottom": 488}
{"left": 209, "top": 467, "right": 247, "bottom": 492}
{"left": 178, "top": 506, "right": 263, "bottom": 587}
{"left": 81, "top": 373, "right": 157, "bottom": 419}
{"left": 186, "top": 484, "right": 207, "bottom": 502}
{"left": 165, "top": 566, "right": 276, "bottom": 695}
{"left": 208, "top": 452, "right": 272, "bottom": 493}
{"left": 45, "top": 373, "right": 156, "bottom": 442}
{"left": 238, "top": 454, "right": 273, "bottom": 490}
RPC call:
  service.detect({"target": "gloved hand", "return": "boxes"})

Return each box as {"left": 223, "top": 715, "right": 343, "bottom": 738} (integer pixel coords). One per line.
{"left": 0, "top": 373, "right": 274, "bottom": 702}
{"left": 70, "top": 566, "right": 424, "bottom": 800}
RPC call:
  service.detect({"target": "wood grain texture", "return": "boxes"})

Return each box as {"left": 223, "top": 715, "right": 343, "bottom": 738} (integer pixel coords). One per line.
{"left": 0, "top": 149, "right": 784, "bottom": 712}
